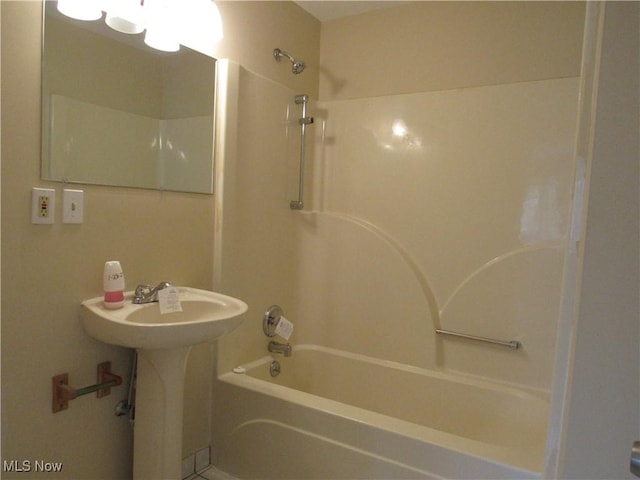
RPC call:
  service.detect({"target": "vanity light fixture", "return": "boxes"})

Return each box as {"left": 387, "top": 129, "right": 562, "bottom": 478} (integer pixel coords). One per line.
{"left": 105, "top": 0, "right": 144, "bottom": 34}
{"left": 105, "top": 14, "right": 145, "bottom": 35}
{"left": 177, "top": 0, "right": 224, "bottom": 50}
{"left": 56, "top": 0, "right": 102, "bottom": 21}
{"left": 55, "top": 0, "right": 224, "bottom": 53}
{"left": 143, "top": 0, "right": 180, "bottom": 52}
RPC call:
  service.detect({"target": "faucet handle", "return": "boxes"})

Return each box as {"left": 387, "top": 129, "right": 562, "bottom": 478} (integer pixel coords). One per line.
{"left": 153, "top": 281, "right": 173, "bottom": 292}
{"left": 134, "top": 284, "right": 152, "bottom": 301}
{"left": 135, "top": 284, "right": 152, "bottom": 294}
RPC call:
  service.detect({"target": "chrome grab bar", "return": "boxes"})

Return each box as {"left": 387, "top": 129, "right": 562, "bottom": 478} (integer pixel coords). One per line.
{"left": 436, "top": 329, "right": 521, "bottom": 350}
{"left": 290, "top": 94, "right": 313, "bottom": 210}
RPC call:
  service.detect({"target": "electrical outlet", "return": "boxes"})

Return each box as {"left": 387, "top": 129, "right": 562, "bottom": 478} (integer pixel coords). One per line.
{"left": 31, "top": 188, "right": 55, "bottom": 224}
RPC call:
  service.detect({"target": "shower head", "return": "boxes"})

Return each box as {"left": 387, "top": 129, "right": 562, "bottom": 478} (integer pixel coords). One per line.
{"left": 273, "top": 48, "right": 305, "bottom": 74}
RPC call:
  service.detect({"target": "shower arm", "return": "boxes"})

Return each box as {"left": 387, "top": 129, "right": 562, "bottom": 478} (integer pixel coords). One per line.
{"left": 273, "top": 48, "right": 305, "bottom": 75}
{"left": 273, "top": 48, "right": 295, "bottom": 63}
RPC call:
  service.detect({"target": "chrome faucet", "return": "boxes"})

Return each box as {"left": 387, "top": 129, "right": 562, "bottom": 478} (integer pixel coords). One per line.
{"left": 268, "top": 341, "right": 292, "bottom": 357}
{"left": 133, "top": 282, "right": 173, "bottom": 304}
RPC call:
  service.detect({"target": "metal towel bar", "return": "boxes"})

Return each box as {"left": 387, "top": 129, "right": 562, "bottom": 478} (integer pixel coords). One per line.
{"left": 436, "top": 329, "right": 521, "bottom": 350}
{"left": 52, "top": 361, "right": 122, "bottom": 413}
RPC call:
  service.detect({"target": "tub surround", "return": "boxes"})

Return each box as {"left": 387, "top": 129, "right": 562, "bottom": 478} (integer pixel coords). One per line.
{"left": 213, "top": 66, "right": 579, "bottom": 479}
{"left": 213, "top": 3, "right": 585, "bottom": 478}
{"left": 216, "top": 3, "right": 583, "bottom": 391}
{"left": 215, "top": 74, "right": 580, "bottom": 390}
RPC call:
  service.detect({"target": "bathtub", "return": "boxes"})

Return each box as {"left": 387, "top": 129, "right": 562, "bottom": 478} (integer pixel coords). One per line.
{"left": 213, "top": 345, "right": 549, "bottom": 479}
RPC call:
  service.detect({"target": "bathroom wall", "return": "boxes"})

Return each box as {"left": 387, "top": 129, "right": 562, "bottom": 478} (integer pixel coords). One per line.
{"left": 1, "top": 1, "right": 319, "bottom": 478}
{"left": 212, "top": 1, "right": 319, "bottom": 99}
{"left": 319, "top": 1, "right": 585, "bottom": 101}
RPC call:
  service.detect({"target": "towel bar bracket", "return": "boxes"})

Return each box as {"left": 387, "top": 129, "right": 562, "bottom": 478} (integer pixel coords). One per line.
{"left": 52, "top": 361, "right": 122, "bottom": 413}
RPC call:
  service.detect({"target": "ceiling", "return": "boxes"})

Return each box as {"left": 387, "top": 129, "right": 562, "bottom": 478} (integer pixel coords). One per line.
{"left": 293, "top": 1, "right": 403, "bottom": 22}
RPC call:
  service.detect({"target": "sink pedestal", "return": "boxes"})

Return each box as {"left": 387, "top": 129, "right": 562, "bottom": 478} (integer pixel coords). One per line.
{"left": 133, "top": 347, "right": 190, "bottom": 480}
{"left": 80, "top": 287, "right": 248, "bottom": 479}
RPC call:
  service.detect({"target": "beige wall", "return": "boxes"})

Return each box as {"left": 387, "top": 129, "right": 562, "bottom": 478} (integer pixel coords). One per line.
{"left": 213, "top": 1, "right": 320, "bottom": 98}
{"left": 319, "top": 1, "right": 585, "bottom": 100}
{"left": 1, "top": 1, "right": 319, "bottom": 478}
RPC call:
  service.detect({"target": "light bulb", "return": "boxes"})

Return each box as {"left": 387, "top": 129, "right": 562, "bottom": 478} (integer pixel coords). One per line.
{"left": 144, "top": 28, "right": 180, "bottom": 52}
{"left": 106, "top": 14, "right": 144, "bottom": 34}
{"left": 143, "top": 0, "right": 180, "bottom": 52}
{"left": 176, "top": 0, "right": 223, "bottom": 55}
{"left": 105, "top": 0, "right": 144, "bottom": 34}
{"left": 57, "top": 0, "right": 102, "bottom": 21}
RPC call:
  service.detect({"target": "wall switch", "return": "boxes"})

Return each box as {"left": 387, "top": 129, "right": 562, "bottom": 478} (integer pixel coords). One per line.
{"left": 62, "top": 189, "right": 84, "bottom": 224}
{"left": 31, "top": 187, "right": 55, "bottom": 224}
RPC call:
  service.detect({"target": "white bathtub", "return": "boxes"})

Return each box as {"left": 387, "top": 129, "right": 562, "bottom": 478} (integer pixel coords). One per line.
{"left": 213, "top": 345, "right": 549, "bottom": 479}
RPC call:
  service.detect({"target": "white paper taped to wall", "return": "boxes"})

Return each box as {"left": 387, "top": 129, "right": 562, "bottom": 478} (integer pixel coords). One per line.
{"left": 275, "top": 316, "right": 294, "bottom": 340}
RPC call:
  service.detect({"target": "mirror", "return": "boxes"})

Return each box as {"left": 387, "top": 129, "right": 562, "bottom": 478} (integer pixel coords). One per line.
{"left": 41, "top": 1, "right": 216, "bottom": 194}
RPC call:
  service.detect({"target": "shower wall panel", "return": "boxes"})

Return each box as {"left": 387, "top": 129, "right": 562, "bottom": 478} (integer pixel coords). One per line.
{"left": 216, "top": 74, "right": 579, "bottom": 391}
{"left": 216, "top": 66, "right": 304, "bottom": 373}
{"left": 301, "top": 78, "right": 580, "bottom": 390}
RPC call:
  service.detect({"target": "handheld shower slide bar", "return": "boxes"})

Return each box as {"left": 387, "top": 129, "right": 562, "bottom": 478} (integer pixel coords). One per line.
{"left": 291, "top": 94, "right": 314, "bottom": 210}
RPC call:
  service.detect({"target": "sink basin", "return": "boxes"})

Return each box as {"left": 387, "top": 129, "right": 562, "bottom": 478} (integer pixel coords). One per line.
{"left": 81, "top": 287, "right": 248, "bottom": 349}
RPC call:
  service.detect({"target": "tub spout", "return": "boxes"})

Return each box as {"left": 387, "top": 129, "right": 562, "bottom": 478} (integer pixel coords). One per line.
{"left": 268, "top": 341, "right": 292, "bottom": 357}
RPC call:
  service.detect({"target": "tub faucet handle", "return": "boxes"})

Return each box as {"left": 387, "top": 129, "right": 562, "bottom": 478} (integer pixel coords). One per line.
{"left": 263, "top": 305, "right": 283, "bottom": 337}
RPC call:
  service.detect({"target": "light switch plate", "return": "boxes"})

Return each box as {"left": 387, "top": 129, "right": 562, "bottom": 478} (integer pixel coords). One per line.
{"left": 62, "top": 189, "right": 84, "bottom": 224}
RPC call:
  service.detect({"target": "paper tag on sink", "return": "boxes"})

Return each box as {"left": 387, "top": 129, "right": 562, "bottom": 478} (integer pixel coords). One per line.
{"left": 158, "top": 287, "right": 183, "bottom": 314}
{"left": 275, "top": 315, "right": 294, "bottom": 340}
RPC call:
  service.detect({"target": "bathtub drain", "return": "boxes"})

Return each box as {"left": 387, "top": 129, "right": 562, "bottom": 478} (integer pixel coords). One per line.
{"left": 269, "top": 360, "right": 281, "bottom": 377}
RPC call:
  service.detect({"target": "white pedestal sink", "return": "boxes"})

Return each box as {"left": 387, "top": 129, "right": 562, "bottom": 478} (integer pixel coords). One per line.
{"left": 81, "top": 287, "right": 247, "bottom": 479}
